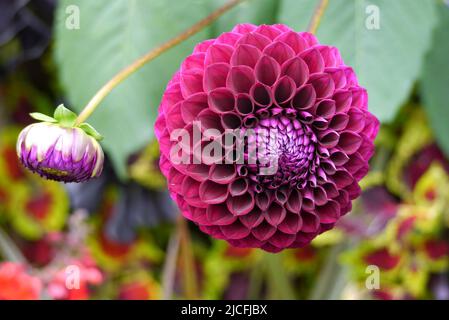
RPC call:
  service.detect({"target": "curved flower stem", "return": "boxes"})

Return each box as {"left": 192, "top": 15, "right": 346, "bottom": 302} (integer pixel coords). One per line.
{"left": 0, "top": 226, "right": 27, "bottom": 264}
{"left": 74, "top": 0, "right": 246, "bottom": 126}
{"left": 162, "top": 223, "right": 181, "bottom": 299}
{"left": 307, "top": 0, "right": 329, "bottom": 34}
{"left": 178, "top": 216, "right": 199, "bottom": 299}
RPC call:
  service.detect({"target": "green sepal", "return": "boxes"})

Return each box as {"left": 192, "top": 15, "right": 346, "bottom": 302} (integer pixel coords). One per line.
{"left": 78, "top": 123, "right": 104, "bottom": 141}
{"left": 53, "top": 104, "right": 77, "bottom": 127}
{"left": 29, "top": 112, "right": 58, "bottom": 123}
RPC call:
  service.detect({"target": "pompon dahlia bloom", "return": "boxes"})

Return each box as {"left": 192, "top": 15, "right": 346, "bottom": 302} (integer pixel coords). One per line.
{"left": 155, "top": 24, "right": 379, "bottom": 252}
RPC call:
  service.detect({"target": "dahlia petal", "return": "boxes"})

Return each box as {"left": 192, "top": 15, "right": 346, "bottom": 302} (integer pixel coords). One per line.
{"left": 220, "top": 221, "right": 251, "bottom": 240}
{"left": 312, "top": 117, "right": 328, "bottom": 131}
{"left": 229, "top": 177, "right": 249, "bottom": 196}
{"left": 236, "top": 32, "right": 271, "bottom": 51}
{"left": 228, "top": 234, "right": 263, "bottom": 248}
{"left": 255, "top": 191, "right": 272, "bottom": 211}
{"left": 299, "top": 32, "right": 319, "bottom": 46}
{"left": 302, "top": 194, "right": 315, "bottom": 211}
{"left": 317, "top": 46, "right": 340, "bottom": 68}
{"left": 326, "top": 67, "right": 347, "bottom": 89}
{"left": 333, "top": 90, "right": 352, "bottom": 113}
{"left": 274, "top": 188, "right": 288, "bottom": 205}
{"left": 254, "top": 24, "right": 282, "bottom": 40}
{"left": 207, "top": 204, "right": 237, "bottom": 225}
{"left": 252, "top": 221, "right": 276, "bottom": 241}
{"left": 232, "top": 23, "right": 257, "bottom": 34}
{"left": 330, "top": 149, "right": 349, "bottom": 166}
{"left": 269, "top": 231, "right": 296, "bottom": 248}
{"left": 353, "top": 165, "right": 369, "bottom": 182}
{"left": 243, "top": 115, "right": 258, "bottom": 128}
{"left": 216, "top": 32, "right": 242, "bottom": 46}
{"left": 226, "top": 65, "right": 255, "bottom": 93}
{"left": 182, "top": 176, "right": 205, "bottom": 207}
{"left": 275, "top": 31, "right": 308, "bottom": 54}
{"left": 273, "top": 76, "right": 296, "bottom": 105}
{"left": 322, "top": 182, "right": 339, "bottom": 198}
{"left": 281, "top": 57, "right": 309, "bottom": 87}
{"left": 209, "top": 164, "right": 236, "bottom": 184}
{"left": 181, "top": 53, "right": 205, "bottom": 72}
{"left": 261, "top": 243, "right": 283, "bottom": 253}
{"left": 180, "top": 69, "right": 204, "bottom": 97}
{"left": 309, "top": 73, "right": 335, "bottom": 99}
{"left": 338, "top": 132, "right": 362, "bottom": 155}
{"left": 285, "top": 189, "right": 302, "bottom": 213}
{"left": 314, "top": 99, "right": 336, "bottom": 119}
{"left": 263, "top": 41, "right": 295, "bottom": 65}
{"left": 239, "top": 208, "right": 264, "bottom": 228}
{"left": 329, "top": 113, "right": 350, "bottom": 131}
{"left": 199, "top": 180, "right": 229, "bottom": 204}
{"left": 181, "top": 92, "right": 208, "bottom": 123}
{"left": 343, "top": 67, "right": 358, "bottom": 87}
{"left": 193, "top": 39, "right": 215, "bottom": 53}
{"left": 205, "top": 43, "right": 234, "bottom": 65}
{"left": 190, "top": 207, "right": 210, "bottom": 225}
{"left": 221, "top": 113, "right": 242, "bottom": 130}
{"left": 300, "top": 211, "right": 320, "bottom": 232}
{"left": 255, "top": 55, "right": 281, "bottom": 86}
{"left": 235, "top": 93, "right": 254, "bottom": 115}
{"left": 230, "top": 44, "right": 262, "bottom": 68}
{"left": 291, "top": 84, "right": 316, "bottom": 110}
{"left": 332, "top": 170, "right": 354, "bottom": 188}
{"left": 318, "top": 129, "right": 339, "bottom": 148}
{"left": 199, "top": 225, "right": 227, "bottom": 239}
{"left": 165, "top": 102, "right": 185, "bottom": 132}
{"left": 186, "top": 164, "right": 210, "bottom": 182}
{"left": 312, "top": 186, "right": 328, "bottom": 206}
{"left": 208, "top": 87, "right": 235, "bottom": 113}
{"left": 250, "top": 82, "right": 273, "bottom": 107}
{"left": 264, "top": 202, "right": 286, "bottom": 226}
{"left": 197, "top": 109, "right": 223, "bottom": 131}
{"left": 346, "top": 180, "right": 362, "bottom": 199}
{"left": 278, "top": 212, "right": 303, "bottom": 234}
{"left": 346, "top": 108, "right": 366, "bottom": 132}
{"left": 226, "top": 193, "right": 255, "bottom": 216}
{"left": 316, "top": 200, "right": 340, "bottom": 223}
{"left": 300, "top": 48, "right": 324, "bottom": 74}
{"left": 357, "top": 137, "right": 375, "bottom": 159}
{"left": 203, "top": 63, "right": 230, "bottom": 92}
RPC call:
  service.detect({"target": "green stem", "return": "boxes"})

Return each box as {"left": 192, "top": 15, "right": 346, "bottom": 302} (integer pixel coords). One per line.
{"left": 0, "top": 226, "right": 27, "bottom": 264}
{"left": 307, "top": 0, "right": 329, "bottom": 34}
{"left": 161, "top": 225, "right": 181, "bottom": 300}
{"left": 74, "top": 0, "right": 246, "bottom": 125}
{"left": 309, "top": 242, "right": 349, "bottom": 300}
{"left": 179, "top": 217, "right": 199, "bottom": 299}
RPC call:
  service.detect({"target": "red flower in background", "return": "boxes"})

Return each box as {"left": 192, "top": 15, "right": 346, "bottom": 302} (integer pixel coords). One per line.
{"left": 0, "top": 262, "right": 42, "bottom": 300}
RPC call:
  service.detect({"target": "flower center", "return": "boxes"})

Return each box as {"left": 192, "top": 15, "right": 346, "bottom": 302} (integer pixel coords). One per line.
{"left": 247, "top": 116, "right": 317, "bottom": 190}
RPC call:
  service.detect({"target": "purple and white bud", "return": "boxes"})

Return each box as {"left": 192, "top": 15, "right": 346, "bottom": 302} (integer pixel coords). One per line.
{"left": 17, "top": 122, "right": 104, "bottom": 183}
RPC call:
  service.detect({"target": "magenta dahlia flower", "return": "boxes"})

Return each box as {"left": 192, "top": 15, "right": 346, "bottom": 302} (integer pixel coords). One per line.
{"left": 155, "top": 24, "right": 379, "bottom": 252}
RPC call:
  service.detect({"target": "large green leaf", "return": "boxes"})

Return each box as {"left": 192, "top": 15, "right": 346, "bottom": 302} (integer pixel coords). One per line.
{"left": 54, "top": 0, "right": 214, "bottom": 178}
{"left": 54, "top": 0, "right": 280, "bottom": 179}
{"left": 421, "top": 4, "right": 449, "bottom": 157}
{"left": 279, "top": 0, "right": 437, "bottom": 122}
{"left": 210, "top": 0, "right": 279, "bottom": 34}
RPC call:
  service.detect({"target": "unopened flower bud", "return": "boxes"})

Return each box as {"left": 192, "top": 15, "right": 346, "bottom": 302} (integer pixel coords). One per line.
{"left": 16, "top": 105, "right": 104, "bottom": 183}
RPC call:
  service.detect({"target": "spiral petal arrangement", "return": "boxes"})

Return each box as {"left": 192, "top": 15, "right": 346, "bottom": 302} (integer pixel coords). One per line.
{"left": 155, "top": 24, "right": 379, "bottom": 252}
